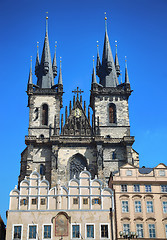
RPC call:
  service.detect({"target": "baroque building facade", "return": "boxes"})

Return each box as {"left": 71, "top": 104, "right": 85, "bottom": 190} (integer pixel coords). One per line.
{"left": 6, "top": 15, "right": 142, "bottom": 240}
{"left": 109, "top": 163, "right": 167, "bottom": 239}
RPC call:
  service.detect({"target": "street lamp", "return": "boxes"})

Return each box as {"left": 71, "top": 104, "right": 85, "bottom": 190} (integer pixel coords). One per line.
{"left": 119, "top": 231, "right": 138, "bottom": 239}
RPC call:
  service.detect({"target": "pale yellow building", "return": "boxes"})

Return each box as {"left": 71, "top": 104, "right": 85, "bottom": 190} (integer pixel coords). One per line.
{"left": 6, "top": 169, "right": 115, "bottom": 240}
{"left": 109, "top": 163, "right": 167, "bottom": 239}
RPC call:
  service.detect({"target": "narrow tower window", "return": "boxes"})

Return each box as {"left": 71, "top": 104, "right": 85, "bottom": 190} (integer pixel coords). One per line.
{"left": 40, "top": 164, "right": 45, "bottom": 176}
{"left": 42, "top": 104, "right": 48, "bottom": 125}
{"left": 109, "top": 103, "right": 116, "bottom": 123}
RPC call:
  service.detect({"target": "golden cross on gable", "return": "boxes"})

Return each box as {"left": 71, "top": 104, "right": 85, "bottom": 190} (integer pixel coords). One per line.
{"left": 72, "top": 87, "right": 84, "bottom": 99}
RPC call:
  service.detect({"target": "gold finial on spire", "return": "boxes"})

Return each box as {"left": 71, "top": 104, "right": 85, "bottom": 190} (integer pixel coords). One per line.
{"left": 55, "top": 41, "right": 57, "bottom": 48}
{"left": 46, "top": 12, "right": 48, "bottom": 19}
{"left": 30, "top": 56, "right": 32, "bottom": 62}
{"left": 96, "top": 40, "right": 100, "bottom": 55}
{"left": 104, "top": 12, "right": 107, "bottom": 32}
{"left": 115, "top": 40, "right": 118, "bottom": 53}
{"left": 125, "top": 56, "right": 127, "bottom": 68}
{"left": 60, "top": 57, "right": 62, "bottom": 68}
{"left": 93, "top": 56, "right": 95, "bottom": 67}
{"left": 104, "top": 12, "right": 107, "bottom": 20}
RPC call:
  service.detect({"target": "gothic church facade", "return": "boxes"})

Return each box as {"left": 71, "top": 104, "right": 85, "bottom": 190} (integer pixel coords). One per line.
{"left": 19, "top": 16, "right": 139, "bottom": 189}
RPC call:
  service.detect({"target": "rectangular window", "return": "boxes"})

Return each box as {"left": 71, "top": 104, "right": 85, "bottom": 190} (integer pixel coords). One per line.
{"left": 83, "top": 198, "right": 88, "bottom": 204}
{"left": 32, "top": 198, "right": 37, "bottom": 205}
{"left": 86, "top": 225, "right": 94, "bottom": 238}
{"left": 73, "top": 198, "right": 78, "bottom": 204}
{"left": 165, "top": 224, "right": 167, "bottom": 238}
{"left": 163, "top": 201, "right": 167, "bottom": 213}
{"left": 29, "top": 225, "right": 37, "bottom": 239}
{"left": 135, "top": 201, "right": 141, "bottom": 212}
{"left": 148, "top": 224, "right": 156, "bottom": 238}
{"left": 134, "top": 184, "right": 140, "bottom": 192}
{"left": 126, "top": 170, "right": 132, "bottom": 176}
{"left": 136, "top": 224, "right": 143, "bottom": 238}
{"left": 20, "top": 198, "right": 27, "bottom": 205}
{"left": 41, "top": 198, "right": 46, "bottom": 205}
{"left": 161, "top": 185, "right": 167, "bottom": 192}
{"left": 122, "top": 201, "right": 129, "bottom": 213}
{"left": 92, "top": 198, "right": 101, "bottom": 205}
{"left": 146, "top": 201, "right": 153, "bottom": 213}
{"left": 145, "top": 185, "right": 152, "bottom": 192}
{"left": 121, "top": 185, "right": 127, "bottom": 192}
{"left": 123, "top": 224, "right": 130, "bottom": 235}
{"left": 44, "top": 225, "right": 51, "bottom": 239}
{"left": 159, "top": 170, "right": 165, "bottom": 176}
{"left": 72, "top": 225, "right": 80, "bottom": 238}
{"left": 101, "top": 225, "right": 108, "bottom": 238}
{"left": 14, "top": 226, "right": 22, "bottom": 239}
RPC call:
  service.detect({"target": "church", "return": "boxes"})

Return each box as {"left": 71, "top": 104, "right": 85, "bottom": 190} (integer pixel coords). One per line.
{"left": 6, "top": 15, "right": 167, "bottom": 240}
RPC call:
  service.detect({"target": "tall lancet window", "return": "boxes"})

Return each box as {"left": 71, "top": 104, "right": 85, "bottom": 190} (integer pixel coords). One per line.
{"left": 42, "top": 104, "right": 48, "bottom": 125}
{"left": 109, "top": 103, "right": 116, "bottom": 123}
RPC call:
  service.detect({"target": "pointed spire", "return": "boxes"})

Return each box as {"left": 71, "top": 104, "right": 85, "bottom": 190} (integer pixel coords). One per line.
{"left": 99, "top": 12, "right": 118, "bottom": 87}
{"left": 114, "top": 40, "right": 120, "bottom": 77}
{"left": 35, "top": 42, "right": 40, "bottom": 77}
{"left": 28, "top": 56, "right": 33, "bottom": 84}
{"left": 37, "top": 15, "right": 54, "bottom": 88}
{"left": 125, "top": 56, "right": 130, "bottom": 84}
{"left": 92, "top": 57, "right": 97, "bottom": 84}
{"left": 58, "top": 57, "right": 63, "bottom": 85}
{"left": 52, "top": 41, "right": 57, "bottom": 78}
{"left": 96, "top": 41, "right": 101, "bottom": 77}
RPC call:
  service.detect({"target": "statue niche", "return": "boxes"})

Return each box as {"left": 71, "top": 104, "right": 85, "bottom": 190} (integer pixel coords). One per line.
{"left": 69, "top": 154, "right": 87, "bottom": 180}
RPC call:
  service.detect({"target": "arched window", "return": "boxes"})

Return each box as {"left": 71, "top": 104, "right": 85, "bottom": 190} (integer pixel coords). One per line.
{"left": 42, "top": 104, "right": 48, "bottom": 125}
{"left": 69, "top": 154, "right": 87, "bottom": 180}
{"left": 109, "top": 103, "right": 116, "bottom": 123}
{"left": 40, "top": 164, "right": 45, "bottom": 176}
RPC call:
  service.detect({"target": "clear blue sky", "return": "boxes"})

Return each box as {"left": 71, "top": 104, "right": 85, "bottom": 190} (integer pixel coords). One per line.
{"left": 1, "top": 0, "right": 167, "bottom": 224}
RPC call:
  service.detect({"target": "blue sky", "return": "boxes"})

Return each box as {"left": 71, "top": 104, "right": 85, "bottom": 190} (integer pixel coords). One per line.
{"left": 0, "top": 0, "right": 167, "bottom": 223}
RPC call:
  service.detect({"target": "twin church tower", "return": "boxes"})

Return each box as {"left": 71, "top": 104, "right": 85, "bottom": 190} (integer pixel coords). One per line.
{"left": 21, "top": 15, "right": 139, "bottom": 188}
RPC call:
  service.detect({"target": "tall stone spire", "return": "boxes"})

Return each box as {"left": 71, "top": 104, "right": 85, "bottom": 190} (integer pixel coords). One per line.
{"left": 52, "top": 41, "right": 57, "bottom": 78}
{"left": 36, "top": 15, "right": 54, "bottom": 88}
{"left": 98, "top": 13, "right": 118, "bottom": 87}
{"left": 114, "top": 40, "right": 120, "bottom": 77}
{"left": 58, "top": 57, "right": 63, "bottom": 85}
{"left": 125, "top": 56, "right": 130, "bottom": 84}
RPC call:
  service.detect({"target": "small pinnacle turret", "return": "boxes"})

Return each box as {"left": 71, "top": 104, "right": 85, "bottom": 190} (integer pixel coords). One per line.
{"left": 115, "top": 41, "right": 120, "bottom": 77}
{"left": 28, "top": 57, "right": 33, "bottom": 85}
{"left": 92, "top": 59, "right": 97, "bottom": 84}
{"left": 35, "top": 42, "right": 40, "bottom": 77}
{"left": 58, "top": 58, "right": 63, "bottom": 85}
{"left": 96, "top": 14, "right": 118, "bottom": 87}
{"left": 52, "top": 42, "right": 57, "bottom": 78}
{"left": 96, "top": 41, "right": 101, "bottom": 77}
{"left": 125, "top": 57, "right": 130, "bottom": 84}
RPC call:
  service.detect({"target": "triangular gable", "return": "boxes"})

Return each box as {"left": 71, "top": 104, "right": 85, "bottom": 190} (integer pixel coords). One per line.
{"left": 154, "top": 163, "right": 167, "bottom": 169}
{"left": 120, "top": 163, "right": 137, "bottom": 169}
{"left": 62, "top": 99, "right": 92, "bottom": 136}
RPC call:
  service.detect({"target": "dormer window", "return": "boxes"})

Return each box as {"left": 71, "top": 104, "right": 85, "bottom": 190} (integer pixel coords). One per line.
{"left": 109, "top": 103, "right": 116, "bottom": 123}
{"left": 42, "top": 104, "right": 48, "bottom": 125}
